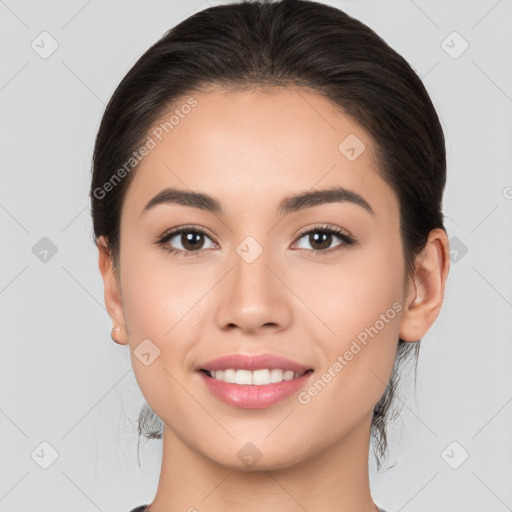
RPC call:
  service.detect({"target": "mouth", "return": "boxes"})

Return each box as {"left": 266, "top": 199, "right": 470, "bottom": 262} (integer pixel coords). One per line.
{"left": 195, "top": 353, "right": 315, "bottom": 408}
{"left": 199, "top": 368, "right": 314, "bottom": 385}
{"left": 197, "top": 367, "right": 315, "bottom": 409}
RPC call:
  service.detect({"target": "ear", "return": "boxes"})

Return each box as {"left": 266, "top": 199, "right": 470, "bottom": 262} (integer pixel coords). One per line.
{"left": 399, "top": 228, "right": 450, "bottom": 342}
{"left": 97, "top": 235, "right": 129, "bottom": 344}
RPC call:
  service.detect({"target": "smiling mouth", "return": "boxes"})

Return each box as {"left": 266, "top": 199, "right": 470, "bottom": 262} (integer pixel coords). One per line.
{"left": 199, "top": 368, "right": 314, "bottom": 386}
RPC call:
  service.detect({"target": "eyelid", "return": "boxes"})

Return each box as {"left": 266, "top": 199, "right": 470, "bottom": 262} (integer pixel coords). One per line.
{"left": 156, "top": 223, "right": 356, "bottom": 257}
{"left": 294, "top": 223, "right": 352, "bottom": 239}
{"left": 155, "top": 225, "right": 217, "bottom": 258}
{"left": 159, "top": 224, "right": 216, "bottom": 242}
{"left": 291, "top": 223, "right": 357, "bottom": 254}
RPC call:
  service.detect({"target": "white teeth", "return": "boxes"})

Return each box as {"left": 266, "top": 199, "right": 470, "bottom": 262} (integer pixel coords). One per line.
{"left": 209, "top": 368, "right": 302, "bottom": 385}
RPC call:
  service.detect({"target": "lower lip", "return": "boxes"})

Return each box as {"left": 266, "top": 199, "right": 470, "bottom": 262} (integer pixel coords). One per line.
{"left": 198, "top": 371, "right": 314, "bottom": 409}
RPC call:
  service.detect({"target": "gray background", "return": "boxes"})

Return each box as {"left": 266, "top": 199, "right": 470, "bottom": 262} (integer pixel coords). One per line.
{"left": 1, "top": 0, "right": 511, "bottom": 511}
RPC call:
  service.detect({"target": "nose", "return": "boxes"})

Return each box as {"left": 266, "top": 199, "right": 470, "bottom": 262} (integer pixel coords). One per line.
{"left": 215, "top": 244, "right": 292, "bottom": 335}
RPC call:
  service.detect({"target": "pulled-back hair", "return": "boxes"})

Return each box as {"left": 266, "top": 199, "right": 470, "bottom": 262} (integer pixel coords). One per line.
{"left": 90, "top": 0, "right": 446, "bottom": 470}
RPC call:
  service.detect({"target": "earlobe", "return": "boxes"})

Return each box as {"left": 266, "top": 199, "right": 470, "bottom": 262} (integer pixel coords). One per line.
{"left": 399, "top": 228, "right": 450, "bottom": 342}
{"left": 97, "top": 235, "right": 129, "bottom": 345}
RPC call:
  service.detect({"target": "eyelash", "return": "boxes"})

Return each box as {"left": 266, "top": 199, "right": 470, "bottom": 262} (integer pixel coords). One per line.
{"left": 155, "top": 224, "right": 356, "bottom": 258}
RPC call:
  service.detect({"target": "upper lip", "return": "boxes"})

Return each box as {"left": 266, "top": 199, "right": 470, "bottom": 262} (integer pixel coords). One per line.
{"left": 197, "top": 353, "right": 313, "bottom": 373}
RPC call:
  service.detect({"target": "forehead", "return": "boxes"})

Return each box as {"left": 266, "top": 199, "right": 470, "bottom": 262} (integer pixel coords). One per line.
{"left": 122, "top": 86, "right": 399, "bottom": 222}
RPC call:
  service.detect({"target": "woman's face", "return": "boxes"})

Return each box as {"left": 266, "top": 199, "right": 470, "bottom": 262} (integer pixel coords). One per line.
{"left": 106, "top": 87, "right": 414, "bottom": 469}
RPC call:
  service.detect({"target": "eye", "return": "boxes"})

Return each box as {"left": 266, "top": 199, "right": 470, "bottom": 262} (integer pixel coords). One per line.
{"left": 292, "top": 224, "right": 356, "bottom": 256}
{"left": 155, "top": 224, "right": 356, "bottom": 258}
{"left": 155, "top": 226, "right": 217, "bottom": 257}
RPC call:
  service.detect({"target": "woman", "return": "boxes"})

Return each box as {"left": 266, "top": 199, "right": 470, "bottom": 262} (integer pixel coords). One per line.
{"left": 90, "top": 0, "right": 450, "bottom": 510}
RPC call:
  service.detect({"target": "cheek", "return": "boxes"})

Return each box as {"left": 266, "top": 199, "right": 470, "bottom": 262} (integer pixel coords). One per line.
{"left": 290, "top": 240, "right": 405, "bottom": 397}
{"left": 119, "top": 247, "right": 205, "bottom": 406}
{"left": 292, "top": 241, "right": 404, "bottom": 334}
{"left": 118, "top": 235, "right": 216, "bottom": 394}
{"left": 118, "top": 231, "right": 205, "bottom": 335}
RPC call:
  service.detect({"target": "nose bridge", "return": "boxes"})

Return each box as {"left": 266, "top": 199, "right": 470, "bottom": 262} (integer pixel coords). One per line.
{"left": 215, "top": 233, "right": 291, "bottom": 332}
{"left": 231, "top": 235, "right": 276, "bottom": 307}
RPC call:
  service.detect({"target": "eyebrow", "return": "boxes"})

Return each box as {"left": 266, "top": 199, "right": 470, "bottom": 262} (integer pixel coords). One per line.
{"left": 141, "top": 185, "right": 375, "bottom": 217}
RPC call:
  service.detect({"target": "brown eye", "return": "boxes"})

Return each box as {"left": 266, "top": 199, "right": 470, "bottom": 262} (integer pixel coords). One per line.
{"left": 177, "top": 231, "right": 206, "bottom": 251}
{"left": 305, "top": 231, "right": 334, "bottom": 251}
{"left": 293, "top": 225, "right": 356, "bottom": 255}
{"left": 156, "top": 226, "right": 216, "bottom": 257}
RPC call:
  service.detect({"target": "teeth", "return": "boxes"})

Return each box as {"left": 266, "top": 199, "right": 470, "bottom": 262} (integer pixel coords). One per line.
{"left": 208, "top": 368, "right": 302, "bottom": 385}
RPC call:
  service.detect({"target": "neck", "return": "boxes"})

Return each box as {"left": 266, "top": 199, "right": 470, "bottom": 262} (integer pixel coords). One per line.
{"left": 148, "top": 415, "right": 379, "bottom": 512}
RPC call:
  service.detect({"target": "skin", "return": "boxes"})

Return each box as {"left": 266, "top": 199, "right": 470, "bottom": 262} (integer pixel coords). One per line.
{"left": 97, "top": 87, "right": 449, "bottom": 512}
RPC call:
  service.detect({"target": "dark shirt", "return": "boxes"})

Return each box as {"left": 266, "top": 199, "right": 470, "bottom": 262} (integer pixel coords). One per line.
{"left": 130, "top": 506, "right": 388, "bottom": 511}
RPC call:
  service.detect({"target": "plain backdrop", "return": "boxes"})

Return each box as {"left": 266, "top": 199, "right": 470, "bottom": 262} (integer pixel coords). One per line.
{"left": 1, "top": 1, "right": 511, "bottom": 511}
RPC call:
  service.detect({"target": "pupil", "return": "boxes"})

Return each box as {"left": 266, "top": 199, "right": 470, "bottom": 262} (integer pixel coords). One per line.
{"left": 179, "top": 231, "right": 333, "bottom": 252}
{"left": 311, "top": 232, "right": 331, "bottom": 250}
{"left": 183, "top": 232, "right": 203, "bottom": 250}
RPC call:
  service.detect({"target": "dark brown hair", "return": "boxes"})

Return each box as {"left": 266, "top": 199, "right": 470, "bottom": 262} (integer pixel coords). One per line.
{"left": 90, "top": 0, "right": 446, "bottom": 470}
